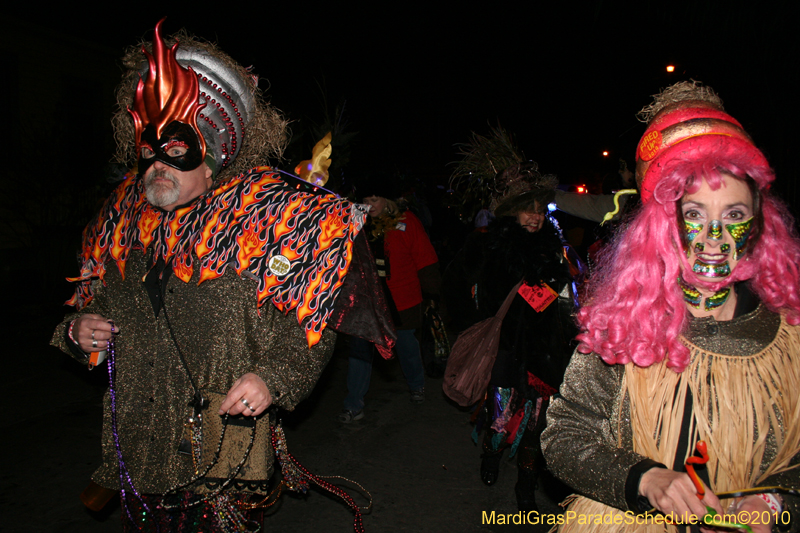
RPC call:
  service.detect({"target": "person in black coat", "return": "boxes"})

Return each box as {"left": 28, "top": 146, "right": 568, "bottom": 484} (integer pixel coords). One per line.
{"left": 444, "top": 163, "right": 580, "bottom": 512}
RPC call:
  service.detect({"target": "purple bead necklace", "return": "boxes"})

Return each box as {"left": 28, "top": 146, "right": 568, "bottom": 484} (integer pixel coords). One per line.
{"left": 106, "top": 332, "right": 152, "bottom": 528}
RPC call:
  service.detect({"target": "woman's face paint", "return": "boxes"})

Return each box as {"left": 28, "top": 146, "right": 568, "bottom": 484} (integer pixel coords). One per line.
{"left": 707, "top": 219, "right": 723, "bottom": 241}
{"left": 725, "top": 217, "right": 754, "bottom": 260}
{"left": 680, "top": 175, "right": 754, "bottom": 281}
{"left": 692, "top": 260, "right": 731, "bottom": 277}
{"left": 685, "top": 221, "right": 703, "bottom": 243}
{"left": 679, "top": 276, "right": 701, "bottom": 308}
{"left": 684, "top": 221, "right": 703, "bottom": 258}
{"left": 679, "top": 277, "right": 732, "bottom": 311}
{"left": 704, "top": 286, "right": 731, "bottom": 311}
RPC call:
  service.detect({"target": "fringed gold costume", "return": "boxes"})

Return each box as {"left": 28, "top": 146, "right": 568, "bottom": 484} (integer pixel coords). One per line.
{"left": 543, "top": 306, "right": 800, "bottom": 532}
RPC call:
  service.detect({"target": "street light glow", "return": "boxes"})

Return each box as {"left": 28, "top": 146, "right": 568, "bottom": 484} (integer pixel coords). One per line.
{"left": 666, "top": 65, "right": 675, "bottom": 72}
{"left": 602, "top": 151, "right": 609, "bottom": 156}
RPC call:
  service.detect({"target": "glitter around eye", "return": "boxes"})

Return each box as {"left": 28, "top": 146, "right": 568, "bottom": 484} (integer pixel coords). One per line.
{"left": 685, "top": 221, "right": 703, "bottom": 243}
{"left": 726, "top": 217, "right": 754, "bottom": 260}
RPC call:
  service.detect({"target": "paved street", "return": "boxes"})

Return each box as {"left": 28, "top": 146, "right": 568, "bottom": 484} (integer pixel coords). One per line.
{"left": 1, "top": 308, "right": 567, "bottom": 532}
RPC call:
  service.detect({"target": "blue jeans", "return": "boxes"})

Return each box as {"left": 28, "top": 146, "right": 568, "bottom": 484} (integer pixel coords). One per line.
{"left": 343, "top": 329, "right": 425, "bottom": 412}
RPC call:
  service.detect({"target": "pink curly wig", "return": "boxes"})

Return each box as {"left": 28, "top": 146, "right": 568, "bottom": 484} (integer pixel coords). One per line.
{"left": 577, "top": 139, "right": 800, "bottom": 372}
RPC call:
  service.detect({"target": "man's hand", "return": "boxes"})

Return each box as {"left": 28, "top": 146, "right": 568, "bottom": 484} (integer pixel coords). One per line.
{"left": 219, "top": 373, "right": 272, "bottom": 417}
{"left": 72, "top": 314, "right": 117, "bottom": 352}
{"left": 639, "top": 467, "right": 723, "bottom": 527}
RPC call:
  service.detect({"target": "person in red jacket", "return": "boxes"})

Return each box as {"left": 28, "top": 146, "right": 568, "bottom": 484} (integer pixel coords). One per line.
{"left": 339, "top": 186, "right": 441, "bottom": 422}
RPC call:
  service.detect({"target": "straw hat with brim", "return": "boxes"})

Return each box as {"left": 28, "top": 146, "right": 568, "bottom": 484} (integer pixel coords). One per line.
{"left": 491, "top": 162, "right": 558, "bottom": 217}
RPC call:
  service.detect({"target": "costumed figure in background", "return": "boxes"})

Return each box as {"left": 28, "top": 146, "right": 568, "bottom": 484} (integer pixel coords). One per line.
{"left": 339, "top": 178, "right": 441, "bottom": 422}
{"left": 445, "top": 128, "right": 580, "bottom": 512}
{"left": 51, "top": 20, "right": 390, "bottom": 532}
{"left": 541, "top": 81, "right": 800, "bottom": 533}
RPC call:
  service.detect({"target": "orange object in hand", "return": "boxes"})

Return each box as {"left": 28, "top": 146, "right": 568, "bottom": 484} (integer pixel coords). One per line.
{"left": 685, "top": 440, "right": 710, "bottom": 498}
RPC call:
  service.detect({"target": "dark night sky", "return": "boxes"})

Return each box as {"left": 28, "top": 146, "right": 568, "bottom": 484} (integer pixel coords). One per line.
{"left": 9, "top": 2, "right": 798, "bottom": 196}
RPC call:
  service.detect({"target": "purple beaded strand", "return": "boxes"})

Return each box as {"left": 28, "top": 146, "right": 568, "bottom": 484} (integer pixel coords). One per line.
{"left": 107, "top": 333, "right": 153, "bottom": 528}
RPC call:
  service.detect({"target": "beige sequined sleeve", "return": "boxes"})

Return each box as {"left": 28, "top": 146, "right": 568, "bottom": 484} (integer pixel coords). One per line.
{"left": 541, "top": 349, "right": 645, "bottom": 511}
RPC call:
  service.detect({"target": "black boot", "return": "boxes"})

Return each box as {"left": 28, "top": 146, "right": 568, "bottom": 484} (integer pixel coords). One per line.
{"left": 480, "top": 452, "right": 502, "bottom": 486}
{"left": 515, "top": 467, "right": 538, "bottom": 512}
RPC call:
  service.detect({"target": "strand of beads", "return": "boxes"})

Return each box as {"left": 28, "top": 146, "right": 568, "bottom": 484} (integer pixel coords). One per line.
{"left": 189, "top": 411, "right": 203, "bottom": 473}
{"left": 160, "top": 415, "right": 256, "bottom": 511}
{"left": 271, "top": 423, "right": 366, "bottom": 533}
{"left": 211, "top": 492, "right": 260, "bottom": 533}
{"left": 107, "top": 332, "right": 153, "bottom": 529}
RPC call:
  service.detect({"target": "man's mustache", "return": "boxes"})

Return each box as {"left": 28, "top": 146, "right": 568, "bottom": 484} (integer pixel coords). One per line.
{"left": 146, "top": 168, "right": 178, "bottom": 186}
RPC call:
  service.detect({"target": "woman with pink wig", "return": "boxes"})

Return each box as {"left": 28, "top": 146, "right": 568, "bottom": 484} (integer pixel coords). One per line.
{"left": 541, "top": 82, "right": 800, "bottom": 533}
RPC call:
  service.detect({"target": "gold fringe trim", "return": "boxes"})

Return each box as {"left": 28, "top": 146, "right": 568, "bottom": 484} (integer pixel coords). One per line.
{"left": 556, "top": 494, "right": 671, "bottom": 533}
{"left": 558, "top": 317, "right": 800, "bottom": 533}
{"left": 628, "top": 316, "right": 800, "bottom": 494}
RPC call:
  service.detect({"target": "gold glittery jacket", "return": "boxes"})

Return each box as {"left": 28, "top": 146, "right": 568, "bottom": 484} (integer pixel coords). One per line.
{"left": 51, "top": 248, "right": 335, "bottom": 494}
{"left": 542, "top": 303, "right": 800, "bottom": 532}
{"left": 48, "top": 169, "right": 375, "bottom": 495}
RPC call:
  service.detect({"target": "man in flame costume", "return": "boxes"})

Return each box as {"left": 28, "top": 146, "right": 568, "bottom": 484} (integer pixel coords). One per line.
{"left": 541, "top": 81, "right": 800, "bottom": 532}
{"left": 50, "top": 20, "right": 392, "bottom": 531}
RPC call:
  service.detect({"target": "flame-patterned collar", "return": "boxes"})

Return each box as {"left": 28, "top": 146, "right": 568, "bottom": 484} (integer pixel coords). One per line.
{"left": 67, "top": 167, "right": 365, "bottom": 346}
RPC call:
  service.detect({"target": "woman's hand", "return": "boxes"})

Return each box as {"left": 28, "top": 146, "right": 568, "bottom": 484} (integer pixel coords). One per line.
{"left": 219, "top": 373, "right": 272, "bottom": 417}
{"left": 639, "top": 467, "right": 723, "bottom": 527}
{"left": 731, "top": 495, "right": 775, "bottom": 533}
{"left": 72, "top": 314, "right": 117, "bottom": 352}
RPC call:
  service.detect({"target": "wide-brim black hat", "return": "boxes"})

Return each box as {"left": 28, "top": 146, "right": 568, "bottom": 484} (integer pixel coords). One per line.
{"left": 491, "top": 163, "right": 557, "bottom": 216}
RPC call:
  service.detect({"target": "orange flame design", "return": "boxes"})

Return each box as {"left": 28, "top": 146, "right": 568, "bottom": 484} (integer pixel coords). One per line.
{"left": 138, "top": 208, "right": 161, "bottom": 250}
{"left": 273, "top": 195, "right": 305, "bottom": 240}
{"left": 317, "top": 209, "right": 347, "bottom": 257}
{"left": 196, "top": 208, "right": 221, "bottom": 259}
{"left": 172, "top": 255, "right": 193, "bottom": 283}
{"left": 305, "top": 329, "right": 322, "bottom": 347}
{"left": 232, "top": 182, "right": 261, "bottom": 219}
{"left": 67, "top": 168, "right": 364, "bottom": 346}
{"left": 128, "top": 19, "right": 206, "bottom": 161}
{"left": 236, "top": 226, "right": 264, "bottom": 271}
{"left": 165, "top": 215, "right": 184, "bottom": 257}
{"left": 258, "top": 274, "right": 282, "bottom": 303}
{"left": 109, "top": 213, "right": 129, "bottom": 262}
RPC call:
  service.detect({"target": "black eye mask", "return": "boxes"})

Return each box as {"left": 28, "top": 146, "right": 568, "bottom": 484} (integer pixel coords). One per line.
{"left": 138, "top": 121, "right": 204, "bottom": 175}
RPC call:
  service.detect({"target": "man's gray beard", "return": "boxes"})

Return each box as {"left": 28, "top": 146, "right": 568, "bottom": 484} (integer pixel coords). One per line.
{"left": 144, "top": 168, "right": 180, "bottom": 208}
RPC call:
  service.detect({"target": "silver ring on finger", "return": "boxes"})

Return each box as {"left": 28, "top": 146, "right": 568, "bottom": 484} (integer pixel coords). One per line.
{"left": 91, "top": 330, "right": 96, "bottom": 341}
{"left": 241, "top": 398, "right": 251, "bottom": 409}
{"left": 92, "top": 340, "right": 98, "bottom": 348}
